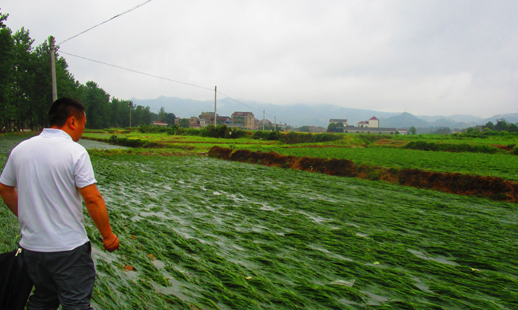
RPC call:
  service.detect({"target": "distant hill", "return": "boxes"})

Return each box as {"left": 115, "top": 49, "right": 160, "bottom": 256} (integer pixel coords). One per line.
{"left": 131, "top": 96, "right": 517, "bottom": 129}
{"left": 131, "top": 96, "right": 400, "bottom": 127}
{"left": 483, "top": 113, "right": 518, "bottom": 124}
{"left": 378, "top": 112, "right": 429, "bottom": 129}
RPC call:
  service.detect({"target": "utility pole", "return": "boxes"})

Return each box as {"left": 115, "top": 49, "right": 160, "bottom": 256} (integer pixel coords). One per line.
{"left": 214, "top": 86, "right": 217, "bottom": 126}
{"left": 49, "top": 36, "right": 57, "bottom": 101}
{"left": 262, "top": 110, "right": 265, "bottom": 131}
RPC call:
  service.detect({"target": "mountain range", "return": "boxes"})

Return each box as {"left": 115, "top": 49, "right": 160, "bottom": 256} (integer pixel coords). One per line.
{"left": 131, "top": 96, "right": 518, "bottom": 130}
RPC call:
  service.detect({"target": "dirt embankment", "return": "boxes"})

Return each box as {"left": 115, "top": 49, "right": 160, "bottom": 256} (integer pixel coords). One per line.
{"left": 208, "top": 146, "right": 518, "bottom": 203}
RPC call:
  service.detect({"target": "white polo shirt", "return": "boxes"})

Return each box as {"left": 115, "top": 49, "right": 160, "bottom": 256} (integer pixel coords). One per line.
{"left": 0, "top": 129, "right": 97, "bottom": 252}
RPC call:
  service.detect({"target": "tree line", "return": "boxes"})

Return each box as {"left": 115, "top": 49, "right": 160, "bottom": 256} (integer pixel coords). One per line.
{"left": 0, "top": 11, "right": 158, "bottom": 131}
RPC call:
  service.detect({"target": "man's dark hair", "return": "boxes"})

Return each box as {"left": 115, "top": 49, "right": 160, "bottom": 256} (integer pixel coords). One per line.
{"left": 48, "top": 98, "right": 85, "bottom": 127}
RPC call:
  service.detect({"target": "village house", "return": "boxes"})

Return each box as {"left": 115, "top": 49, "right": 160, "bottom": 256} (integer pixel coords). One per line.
{"left": 257, "top": 119, "right": 272, "bottom": 129}
{"left": 196, "top": 112, "right": 231, "bottom": 127}
{"left": 152, "top": 121, "right": 168, "bottom": 127}
{"left": 232, "top": 112, "right": 256, "bottom": 130}
{"left": 357, "top": 117, "right": 379, "bottom": 128}
{"left": 397, "top": 129, "right": 408, "bottom": 135}
{"left": 188, "top": 116, "right": 201, "bottom": 129}
{"left": 329, "top": 119, "right": 348, "bottom": 126}
{"left": 309, "top": 126, "right": 326, "bottom": 133}
{"left": 342, "top": 116, "right": 397, "bottom": 134}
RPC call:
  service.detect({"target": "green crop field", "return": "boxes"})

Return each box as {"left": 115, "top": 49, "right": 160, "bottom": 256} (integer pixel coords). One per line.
{"left": 1, "top": 132, "right": 517, "bottom": 309}
{"left": 253, "top": 146, "right": 518, "bottom": 181}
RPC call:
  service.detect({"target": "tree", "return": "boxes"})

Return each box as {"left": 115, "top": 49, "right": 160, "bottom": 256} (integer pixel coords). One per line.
{"left": 83, "top": 81, "right": 110, "bottom": 129}
{"left": 484, "top": 121, "right": 495, "bottom": 130}
{"left": 432, "top": 127, "right": 451, "bottom": 135}
{"left": 327, "top": 122, "right": 344, "bottom": 132}
{"left": 158, "top": 107, "right": 166, "bottom": 122}
{"left": 508, "top": 123, "right": 518, "bottom": 133}
{"left": 408, "top": 126, "right": 417, "bottom": 135}
{"left": 495, "top": 119, "right": 509, "bottom": 132}
{"left": 11, "top": 28, "right": 35, "bottom": 130}
{"left": 298, "top": 126, "right": 311, "bottom": 132}
{"left": 165, "top": 113, "right": 176, "bottom": 126}
{"left": 179, "top": 118, "right": 190, "bottom": 128}
{"left": 0, "top": 14, "right": 13, "bottom": 131}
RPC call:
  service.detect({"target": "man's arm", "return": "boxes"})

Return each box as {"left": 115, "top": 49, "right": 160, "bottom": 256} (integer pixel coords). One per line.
{"left": 0, "top": 182, "right": 18, "bottom": 217}
{"left": 78, "top": 184, "right": 119, "bottom": 252}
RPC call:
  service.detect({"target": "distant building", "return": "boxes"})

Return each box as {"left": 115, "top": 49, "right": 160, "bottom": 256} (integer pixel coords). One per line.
{"left": 368, "top": 117, "right": 379, "bottom": 128}
{"left": 232, "top": 112, "right": 256, "bottom": 129}
{"left": 257, "top": 119, "right": 272, "bottom": 128}
{"left": 216, "top": 116, "right": 232, "bottom": 125}
{"left": 329, "top": 119, "right": 348, "bottom": 126}
{"left": 345, "top": 126, "right": 397, "bottom": 135}
{"left": 152, "top": 121, "right": 168, "bottom": 127}
{"left": 397, "top": 129, "right": 408, "bottom": 135}
{"left": 357, "top": 116, "right": 379, "bottom": 128}
{"left": 309, "top": 126, "right": 326, "bottom": 133}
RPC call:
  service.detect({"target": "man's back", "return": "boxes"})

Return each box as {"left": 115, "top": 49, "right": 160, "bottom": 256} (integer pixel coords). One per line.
{"left": 1, "top": 129, "right": 96, "bottom": 252}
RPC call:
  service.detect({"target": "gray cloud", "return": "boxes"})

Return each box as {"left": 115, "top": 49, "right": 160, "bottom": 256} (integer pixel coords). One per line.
{"left": 2, "top": 0, "right": 517, "bottom": 117}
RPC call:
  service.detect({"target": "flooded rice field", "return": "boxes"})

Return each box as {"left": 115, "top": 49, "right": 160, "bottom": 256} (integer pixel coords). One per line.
{"left": 0, "top": 133, "right": 127, "bottom": 155}
{"left": 1, "top": 145, "right": 517, "bottom": 308}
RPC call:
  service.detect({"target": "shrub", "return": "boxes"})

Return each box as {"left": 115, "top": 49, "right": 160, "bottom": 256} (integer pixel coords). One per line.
{"left": 404, "top": 141, "right": 499, "bottom": 154}
{"left": 280, "top": 132, "right": 342, "bottom": 144}
{"left": 200, "top": 125, "right": 245, "bottom": 139}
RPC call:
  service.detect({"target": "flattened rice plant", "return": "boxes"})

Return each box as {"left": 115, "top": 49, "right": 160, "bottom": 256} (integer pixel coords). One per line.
{"left": 1, "top": 137, "right": 517, "bottom": 309}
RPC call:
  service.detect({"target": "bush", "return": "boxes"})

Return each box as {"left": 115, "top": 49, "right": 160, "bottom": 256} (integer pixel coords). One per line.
{"left": 404, "top": 141, "right": 499, "bottom": 154}
{"left": 200, "top": 125, "right": 245, "bottom": 139}
{"left": 280, "top": 132, "right": 342, "bottom": 144}
{"left": 252, "top": 130, "right": 281, "bottom": 141}
{"left": 138, "top": 124, "right": 176, "bottom": 135}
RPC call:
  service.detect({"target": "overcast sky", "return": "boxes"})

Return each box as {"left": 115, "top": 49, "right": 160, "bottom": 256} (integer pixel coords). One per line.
{"left": 2, "top": 0, "right": 517, "bottom": 117}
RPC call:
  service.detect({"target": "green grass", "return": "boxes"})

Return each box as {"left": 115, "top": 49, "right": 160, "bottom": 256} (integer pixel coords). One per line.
{"left": 1, "top": 149, "right": 517, "bottom": 309}
{"left": 250, "top": 146, "right": 518, "bottom": 181}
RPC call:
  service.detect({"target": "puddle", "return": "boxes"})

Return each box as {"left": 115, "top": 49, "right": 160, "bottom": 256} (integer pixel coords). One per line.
{"left": 411, "top": 276, "right": 433, "bottom": 293}
{"left": 297, "top": 210, "right": 331, "bottom": 224}
{"left": 362, "top": 290, "right": 390, "bottom": 305}
{"left": 308, "top": 244, "right": 354, "bottom": 261}
{"left": 408, "top": 249, "right": 459, "bottom": 266}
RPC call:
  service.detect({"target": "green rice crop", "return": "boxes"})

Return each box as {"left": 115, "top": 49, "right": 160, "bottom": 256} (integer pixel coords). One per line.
{"left": 250, "top": 146, "right": 518, "bottom": 181}
{"left": 2, "top": 147, "right": 517, "bottom": 309}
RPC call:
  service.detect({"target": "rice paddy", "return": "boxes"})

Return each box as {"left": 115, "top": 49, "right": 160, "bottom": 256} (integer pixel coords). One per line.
{"left": 0, "top": 133, "right": 517, "bottom": 309}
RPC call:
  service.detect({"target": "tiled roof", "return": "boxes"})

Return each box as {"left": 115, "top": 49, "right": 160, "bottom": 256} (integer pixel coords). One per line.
{"left": 232, "top": 112, "right": 254, "bottom": 117}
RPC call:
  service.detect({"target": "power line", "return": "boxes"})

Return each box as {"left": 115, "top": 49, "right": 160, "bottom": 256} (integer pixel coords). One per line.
{"left": 60, "top": 51, "right": 214, "bottom": 91}
{"left": 58, "top": 0, "right": 153, "bottom": 45}
{"left": 60, "top": 51, "right": 287, "bottom": 125}
{"left": 216, "top": 91, "right": 263, "bottom": 114}
{"left": 216, "top": 91, "right": 286, "bottom": 125}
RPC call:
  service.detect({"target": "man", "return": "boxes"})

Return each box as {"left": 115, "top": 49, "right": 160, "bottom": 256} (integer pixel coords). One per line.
{"left": 0, "top": 98, "right": 119, "bottom": 310}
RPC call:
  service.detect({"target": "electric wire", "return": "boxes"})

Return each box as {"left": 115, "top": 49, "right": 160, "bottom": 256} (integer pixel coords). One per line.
{"left": 60, "top": 50, "right": 286, "bottom": 125}
{"left": 58, "top": 0, "right": 153, "bottom": 45}
{"left": 60, "top": 51, "right": 214, "bottom": 92}
{"left": 217, "top": 91, "right": 285, "bottom": 127}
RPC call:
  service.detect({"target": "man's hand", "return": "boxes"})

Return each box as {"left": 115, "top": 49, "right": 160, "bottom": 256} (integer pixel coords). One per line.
{"left": 79, "top": 184, "right": 119, "bottom": 252}
{"left": 102, "top": 233, "right": 119, "bottom": 252}
{"left": 0, "top": 182, "right": 18, "bottom": 217}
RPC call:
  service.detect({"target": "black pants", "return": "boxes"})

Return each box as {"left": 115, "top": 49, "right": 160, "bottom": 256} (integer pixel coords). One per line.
{"left": 23, "top": 242, "right": 96, "bottom": 310}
